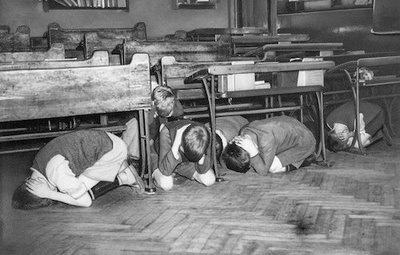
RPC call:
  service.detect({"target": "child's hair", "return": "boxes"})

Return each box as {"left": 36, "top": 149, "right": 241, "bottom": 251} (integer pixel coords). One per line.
{"left": 181, "top": 123, "right": 210, "bottom": 162}
{"left": 354, "top": 67, "right": 374, "bottom": 82}
{"left": 151, "top": 85, "right": 176, "bottom": 117}
{"left": 12, "top": 181, "right": 56, "bottom": 210}
{"left": 222, "top": 142, "right": 251, "bottom": 173}
{"left": 326, "top": 132, "right": 349, "bottom": 152}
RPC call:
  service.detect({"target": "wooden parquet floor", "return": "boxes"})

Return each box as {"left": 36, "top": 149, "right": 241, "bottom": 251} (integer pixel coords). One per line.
{"left": 1, "top": 139, "right": 400, "bottom": 255}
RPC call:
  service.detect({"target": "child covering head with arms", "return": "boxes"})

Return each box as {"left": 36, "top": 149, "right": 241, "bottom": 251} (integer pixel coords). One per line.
{"left": 152, "top": 120, "right": 215, "bottom": 191}
{"left": 12, "top": 129, "right": 144, "bottom": 209}
{"left": 326, "top": 101, "right": 391, "bottom": 152}
{"left": 223, "top": 116, "right": 316, "bottom": 175}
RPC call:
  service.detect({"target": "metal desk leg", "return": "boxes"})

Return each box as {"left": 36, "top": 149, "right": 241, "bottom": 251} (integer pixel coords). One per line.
{"left": 316, "top": 90, "right": 327, "bottom": 163}
{"left": 353, "top": 74, "right": 367, "bottom": 155}
{"left": 139, "top": 109, "right": 156, "bottom": 194}
{"left": 202, "top": 76, "right": 224, "bottom": 183}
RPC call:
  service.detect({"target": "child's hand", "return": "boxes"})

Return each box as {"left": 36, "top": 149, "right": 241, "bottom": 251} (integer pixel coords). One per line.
{"left": 25, "top": 177, "right": 53, "bottom": 199}
{"left": 232, "top": 135, "right": 258, "bottom": 157}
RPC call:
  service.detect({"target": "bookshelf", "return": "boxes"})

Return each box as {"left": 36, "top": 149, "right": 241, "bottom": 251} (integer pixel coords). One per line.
{"left": 43, "top": 0, "right": 129, "bottom": 12}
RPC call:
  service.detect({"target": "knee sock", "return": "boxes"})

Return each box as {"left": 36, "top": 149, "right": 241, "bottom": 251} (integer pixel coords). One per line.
{"left": 88, "top": 179, "right": 119, "bottom": 200}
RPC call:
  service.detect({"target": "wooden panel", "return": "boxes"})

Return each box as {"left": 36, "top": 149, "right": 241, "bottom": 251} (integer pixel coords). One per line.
{"left": 161, "top": 56, "right": 233, "bottom": 84}
{"left": 47, "top": 22, "right": 147, "bottom": 50}
{"left": 357, "top": 55, "right": 400, "bottom": 67}
{"left": 0, "top": 50, "right": 109, "bottom": 71}
{"left": 0, "top": 25, "right": 31, "bottom": 52}
{"left": 231, "top": 33, "right": 310, "bottom": 44}
{"left": 0, "top": 53, "right": 151, "bottom": 122}
{"left": 84, "top": 32, "right": 125, "bottom": 58}
{"left": 242, "top": 42, "right": 344, "bottom": 57}
{"left": 206, "top": 61, "right": 335, "bottom": 75}
{"left": 124, "top": 41, "right": 232, "bottom": 66}
{"left": 0, "top": 43, "right": 65, "bottom": 63}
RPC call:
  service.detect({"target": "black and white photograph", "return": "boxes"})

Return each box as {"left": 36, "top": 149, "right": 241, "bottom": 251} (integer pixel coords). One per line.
{"left": 1, "top": 0, "right": 400, "bottom": 254}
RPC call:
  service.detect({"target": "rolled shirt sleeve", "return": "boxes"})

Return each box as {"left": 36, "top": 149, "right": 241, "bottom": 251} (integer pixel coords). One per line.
{"left": 45, "top": 154, "right": 88, "bottom": 199}
{"left": 158, "top": 127, "right": 181, "bottom": 176}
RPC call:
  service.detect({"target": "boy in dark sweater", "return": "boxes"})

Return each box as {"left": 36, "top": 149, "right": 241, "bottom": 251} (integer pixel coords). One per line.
{"left": 12, "top": 129, "right": 144, "bottom": 209}
{"left": 152, "top": 120, "right": 215, "bottom": 191}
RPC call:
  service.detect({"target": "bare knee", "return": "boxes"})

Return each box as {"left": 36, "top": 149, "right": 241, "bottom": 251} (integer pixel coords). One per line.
{"left": 152, "top": 169, "right": 174, "bottom": 191}
{"left": 194, "top": 170, "right": 216, "bottom": 186}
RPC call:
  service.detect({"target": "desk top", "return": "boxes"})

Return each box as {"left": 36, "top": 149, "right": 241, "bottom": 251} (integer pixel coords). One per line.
{"left": 185, "top": 61, "right": 335, "bottom": 82}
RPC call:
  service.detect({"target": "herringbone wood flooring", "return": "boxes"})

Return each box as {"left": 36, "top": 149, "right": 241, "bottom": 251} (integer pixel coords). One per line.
{"left": 1, "top": 139, "right": 400, "bottom": 255}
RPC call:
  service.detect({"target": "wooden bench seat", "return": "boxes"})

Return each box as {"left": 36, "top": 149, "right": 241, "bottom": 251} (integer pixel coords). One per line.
{"left": 0, "top": 25, "right": 31, "bottom": 52}
{"left": 47, "top": 22, "right": 147, "bottom": 50}
{"left": 0, "top": 43, "right": 65, "bottom": 63}
{"left": 0, "top": 50, "right": 109, "bottom": 71}
{"left": 123, "top": 40, "right": 232, "bottom": 67}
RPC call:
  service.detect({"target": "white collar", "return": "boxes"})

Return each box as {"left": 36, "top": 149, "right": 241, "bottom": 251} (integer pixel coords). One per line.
{"left": 215, "top": 129, "right": 227, "bottom": 149}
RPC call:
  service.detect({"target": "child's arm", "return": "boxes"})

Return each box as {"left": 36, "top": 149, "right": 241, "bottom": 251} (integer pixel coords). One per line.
{"left": 248, "top": 135, "right": 276, "bottom": 175}
{"left": 158, "top": 125, "right": 188, "bottom": 176}
{"left": 250, "top": 147, "right": 275, "bottom": 175}
{"left": 26, "top": 177, "right": 93, "bottom": 207}
{"left": 233, "top": 135, "right": 274, "bottom": 175}
{"left": 172, "top": 99, "right": 185, "bottom": 117}
{"left": 195, "top": 144, "right": 212, "bottom": 173}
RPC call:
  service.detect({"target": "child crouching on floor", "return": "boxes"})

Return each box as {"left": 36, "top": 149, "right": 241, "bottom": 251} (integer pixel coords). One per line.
{"left": 12, "top": 129, "right": 144, "bottom": 210}
{"left": 222, "top": 116, "right": 316, "bottom": 175}
{"left": 152, "top": 120, "right": 215, "bottom": 191}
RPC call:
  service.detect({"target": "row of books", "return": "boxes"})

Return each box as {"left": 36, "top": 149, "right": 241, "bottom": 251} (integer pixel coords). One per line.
{"left": 177, "top": 0, "right": 211, "bottom": 4}
{"left": 52, "top": 0, "right": 127, "bottom": 8}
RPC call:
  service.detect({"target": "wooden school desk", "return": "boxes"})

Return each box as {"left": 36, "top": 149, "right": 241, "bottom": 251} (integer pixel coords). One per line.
{"left": 185, "top": 60, "right": 335, "bottom": 180}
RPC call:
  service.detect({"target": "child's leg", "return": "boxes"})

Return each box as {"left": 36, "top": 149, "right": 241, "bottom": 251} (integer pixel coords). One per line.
{"left": 121, "top": 117, "right": 140, "bottom": 159}
{"left": 381, "top": 124, "right": 393, "bottom": 146}
{"left": 88, "top": 179, "right": 119, "bottom": 200}
{"left": 193, "top": 169, "right": 216, "bottom": 186}
{"left": 269, "top": 156, "right": 286, "bottom": 173}
{"left": 152, "top": 168, "right": 174, "bottom": 191}
{"left": 88, "top": 163, "right": 145, "bottom": 200}
{"left": 116, "top": 162, "right": 145, "bottom": 192}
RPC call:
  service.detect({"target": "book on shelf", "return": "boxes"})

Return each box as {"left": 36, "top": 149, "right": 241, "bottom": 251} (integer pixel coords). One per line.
{"left": 62, "top": 0, "right": 73, "bottom": 7}
{"left": 53, "top": 0, "right": 68, "bottom": 7}
{"left": 69, "top": 0, "right": 79, "bottom": 6}
{"left": 117, "top": 0, "right": 126, "bottom": 7}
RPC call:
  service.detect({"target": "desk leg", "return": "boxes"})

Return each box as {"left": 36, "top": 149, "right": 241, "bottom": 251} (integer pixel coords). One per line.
{"left": 316, "top": 91, "right": 327, "bottom": 163}
{"left": 139, "top": 109, "right": 156, "bottom": 194}
{"left": 352, "top": 77, "right": 367, "bottom": 155}
{"left": 203, "top": 77, "right": 224, "bottom": 183}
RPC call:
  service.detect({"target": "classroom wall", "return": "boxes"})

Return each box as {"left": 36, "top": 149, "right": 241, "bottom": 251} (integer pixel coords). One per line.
{"left": 277, "top": 8, "right": 400, "bottom": 53}
{"left": 0, "top": 0, "right": 229, "bottom": 39}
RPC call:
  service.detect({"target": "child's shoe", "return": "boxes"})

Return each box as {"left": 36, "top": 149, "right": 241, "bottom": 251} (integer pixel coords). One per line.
{"left": 118, "top": 165, "right": 145, "bottom": 194}
{"left": 127, "top": 156, "right": 142, "bottom": 176}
